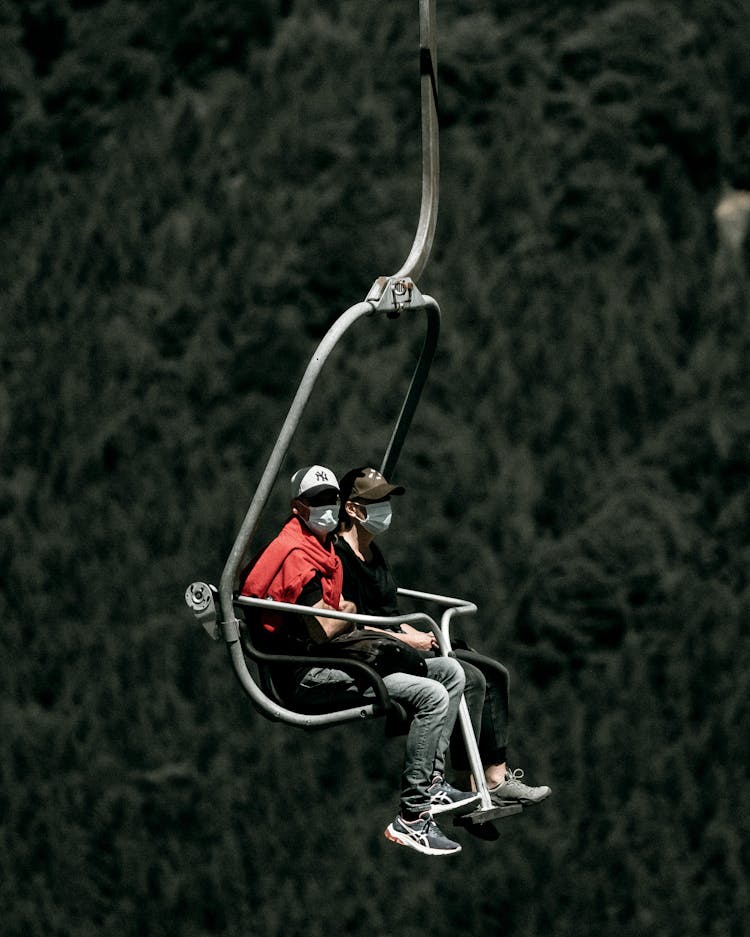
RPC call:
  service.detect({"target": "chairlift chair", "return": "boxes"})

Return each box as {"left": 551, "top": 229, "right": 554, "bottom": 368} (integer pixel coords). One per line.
{"left": 185, "top": 0, "right": 521, "bottom": 829}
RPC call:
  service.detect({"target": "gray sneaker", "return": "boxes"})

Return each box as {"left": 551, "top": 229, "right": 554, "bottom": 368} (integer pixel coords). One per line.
{"left": 428, "top": 774, "right": 481, "bottom": 816}
{"left": 385, "top": 813, "right": 462, "bottom": 856}
{"left": 488, "top": 768, "right": 551, "bottom": 805}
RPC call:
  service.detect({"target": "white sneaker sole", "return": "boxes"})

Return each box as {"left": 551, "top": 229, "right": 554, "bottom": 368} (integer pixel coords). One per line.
{"left": 384, "top": 824, "right": 462, "bottom": 856}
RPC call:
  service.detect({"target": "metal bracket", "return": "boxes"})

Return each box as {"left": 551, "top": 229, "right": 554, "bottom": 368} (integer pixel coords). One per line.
{"left": 185, "top": 581, "right": 221, "bottom": 641}
{"left": 366, "top": 276, "right": 425, "bottom": 318}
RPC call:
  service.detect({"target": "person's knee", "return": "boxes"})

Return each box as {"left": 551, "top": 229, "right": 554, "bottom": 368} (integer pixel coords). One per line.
{"left": 423, "top": 681, "right": 450, "bottom": 715}
{"left": 425, "top": 656, "right": 465, "bottom": 695}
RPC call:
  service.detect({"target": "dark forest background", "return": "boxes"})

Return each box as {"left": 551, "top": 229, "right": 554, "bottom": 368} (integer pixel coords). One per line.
{"left": 2, "top": 1, "right": 749, "bottom": 935}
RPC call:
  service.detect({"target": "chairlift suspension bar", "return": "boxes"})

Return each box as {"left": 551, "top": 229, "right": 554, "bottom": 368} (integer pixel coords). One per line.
{"left": 219, "top": 0, "right": 442, "bottom": 630}
{"left": 393, "top": 0, "right": 440, "bottom": 282}
{"left": 380, "top": 295, "right": 440, "bottom": 480}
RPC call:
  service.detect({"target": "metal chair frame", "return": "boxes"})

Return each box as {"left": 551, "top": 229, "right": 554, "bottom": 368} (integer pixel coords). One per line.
{"left": 185, "top": 1, "right": 520, "bottom": 826}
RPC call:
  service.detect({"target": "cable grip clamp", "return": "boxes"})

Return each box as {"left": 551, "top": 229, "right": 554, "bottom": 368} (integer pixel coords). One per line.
{"left": 366, "top": 276, "right": 424, "bottom": 318}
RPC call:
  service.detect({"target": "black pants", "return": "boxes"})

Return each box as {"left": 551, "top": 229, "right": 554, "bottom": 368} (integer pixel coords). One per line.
{"left": 450, "top": 648, "right": 510, "bottom": 772}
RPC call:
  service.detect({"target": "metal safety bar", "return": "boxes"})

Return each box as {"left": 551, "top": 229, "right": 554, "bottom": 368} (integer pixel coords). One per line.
{"left": 229, "top": 594, "right": 449, "bottom": 731}
{"left": 235, "top": 595, "right": 442, "bottom": 729}
{"left": 235, "top": 595, "right": 450, "bottom": 651}
{"left": 397, "top": 588, "right": 497, "bottom": 815}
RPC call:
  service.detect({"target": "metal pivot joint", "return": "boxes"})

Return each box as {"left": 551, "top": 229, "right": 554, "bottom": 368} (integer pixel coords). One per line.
{"left": 366, "top": 276, "right": 423, "bottom": 318}
{"left": 185, "top": 582, "right": 220, "bottom": 641}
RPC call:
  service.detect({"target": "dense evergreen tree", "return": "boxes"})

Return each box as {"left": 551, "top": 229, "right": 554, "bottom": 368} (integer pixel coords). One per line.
{"left": 2, "top": 1, "right": 748, "bottom": 935}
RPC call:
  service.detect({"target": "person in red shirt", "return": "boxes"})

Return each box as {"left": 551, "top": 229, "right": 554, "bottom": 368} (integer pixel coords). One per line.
{"left": 240, "top": 465, "right": 478, "bottom": 856}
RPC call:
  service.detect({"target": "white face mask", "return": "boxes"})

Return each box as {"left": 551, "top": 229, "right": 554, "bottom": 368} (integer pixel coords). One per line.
{"left": 360, "top": 502, "right": 393, "bottom": 536}
{"left": 304, "top": 503, "right": 339, "bottom": 534}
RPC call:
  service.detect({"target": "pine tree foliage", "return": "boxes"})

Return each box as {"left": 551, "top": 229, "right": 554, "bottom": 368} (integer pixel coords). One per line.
{"left": 2, "top": 1, "right": 749, "bottom": 935}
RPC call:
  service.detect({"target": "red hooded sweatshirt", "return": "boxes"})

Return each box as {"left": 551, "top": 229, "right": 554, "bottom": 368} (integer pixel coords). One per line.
{"left": 240, "top": 516, "right": 343, "bottom": 637}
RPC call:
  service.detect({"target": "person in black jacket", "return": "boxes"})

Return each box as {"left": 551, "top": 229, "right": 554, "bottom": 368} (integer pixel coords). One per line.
{"left": 335, "top": 466, "right": 551, "bottom": 808}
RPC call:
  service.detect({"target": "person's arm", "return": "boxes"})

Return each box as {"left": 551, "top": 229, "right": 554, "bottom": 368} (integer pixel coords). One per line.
{"left": 308, "top": 597, "right": 357, "bottom": 640}
{"left": 297, "top": 574, "right": 356, "bottom": 641}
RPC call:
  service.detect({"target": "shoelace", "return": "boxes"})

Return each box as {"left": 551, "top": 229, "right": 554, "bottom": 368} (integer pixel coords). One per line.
{"left": 404, "top": 814, "right": 434, "bottom": 844}
{"left": 504, "top": 767, "right": 536, "bottom": 794}
{"left": 429, "top": 775, "right": 446, "bottom": 798}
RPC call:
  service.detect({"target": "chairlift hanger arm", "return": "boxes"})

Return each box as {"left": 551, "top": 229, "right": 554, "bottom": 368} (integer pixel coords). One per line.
{"left": 393, "top": 0, "right": 439, "bottom": 282}
{"left": 380, "top": 294, "right": 440, "bottom": 481}
{"left": 218, "top": 300, "right": 371, "bottom": 626}
{"left": 218, "top": 0, "right": 441, "bottom": 620}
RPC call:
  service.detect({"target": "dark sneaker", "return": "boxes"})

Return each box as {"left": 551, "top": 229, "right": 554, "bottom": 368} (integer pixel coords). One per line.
{"left": 488, "top": 768, "right": 551, "bottom": 805}
{"left": 385, "top": 813, "right": 462, "bottom": 856}
{"left": 428, "top": 774, "right": 481, "bottom": 816}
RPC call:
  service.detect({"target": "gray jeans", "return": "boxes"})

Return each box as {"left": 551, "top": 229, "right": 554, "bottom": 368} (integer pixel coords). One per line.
{"left": 297, "top": 656, "right": 465, "bottom": 816}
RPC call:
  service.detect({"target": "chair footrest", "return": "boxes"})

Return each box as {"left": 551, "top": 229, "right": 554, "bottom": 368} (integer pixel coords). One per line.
{"left": 456, "top": 802, "right": 523, "bottom": 825}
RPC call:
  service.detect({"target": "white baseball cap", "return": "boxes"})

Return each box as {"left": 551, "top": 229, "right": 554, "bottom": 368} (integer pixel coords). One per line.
{"left": 290, "top": 465, "right": 340, "bottom": 500}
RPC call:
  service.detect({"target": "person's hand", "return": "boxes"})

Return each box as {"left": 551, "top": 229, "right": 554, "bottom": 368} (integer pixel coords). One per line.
{"left": 399, "top": 623, "right": 438, "bottom": 651}
{"left": 339, "top": 597, "right": 357, "bottom": 615}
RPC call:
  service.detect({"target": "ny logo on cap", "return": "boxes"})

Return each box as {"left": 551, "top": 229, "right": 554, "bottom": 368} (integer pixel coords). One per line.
{"left": 315, "top": 470, "right": 330, "bottom": 482}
